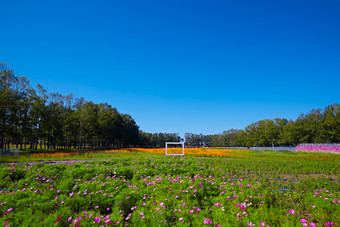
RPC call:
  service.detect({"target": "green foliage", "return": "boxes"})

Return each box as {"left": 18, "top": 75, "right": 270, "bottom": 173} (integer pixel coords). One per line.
{"left": 0, "top": 63, "right": 144, "bottom": 151}
{"left": 0, "top": 152, "right": 339, "bottom": 226}
{"left": 206, "top": 104, "right": 340, "bottom": 147}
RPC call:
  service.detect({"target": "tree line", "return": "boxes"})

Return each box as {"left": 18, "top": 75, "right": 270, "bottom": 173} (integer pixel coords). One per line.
{"left": 2, "top": 63, "right": 339, "bottom": 149}
{"left": 0, "top": 63, "right": 181, "bottom": 149}
{"left": 184, "top": 104, "right": 340, "bottom": 147}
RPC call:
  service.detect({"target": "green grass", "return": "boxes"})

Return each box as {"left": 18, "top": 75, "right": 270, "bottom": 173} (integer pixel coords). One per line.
{"left": 0, "top": 149, "right": 339, "bottom": 226}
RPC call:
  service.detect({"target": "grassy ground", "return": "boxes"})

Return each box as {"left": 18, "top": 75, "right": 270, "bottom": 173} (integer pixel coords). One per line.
{"left": 0, "top": 148, "right": 339, "bottom": 226}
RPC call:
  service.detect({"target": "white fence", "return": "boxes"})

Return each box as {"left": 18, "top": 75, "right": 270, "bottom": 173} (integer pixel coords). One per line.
{"left": 165, "top": 142, "right": 184, "bottom": 156}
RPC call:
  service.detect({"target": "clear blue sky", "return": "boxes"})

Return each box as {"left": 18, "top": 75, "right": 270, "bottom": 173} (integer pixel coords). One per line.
{"left": 1, "top": 0, "right": 339, "bottom": 138}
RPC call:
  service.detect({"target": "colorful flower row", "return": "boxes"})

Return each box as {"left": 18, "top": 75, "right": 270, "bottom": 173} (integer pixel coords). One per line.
{"left": 296, "top": 144, "right": 340, "bottom": 154}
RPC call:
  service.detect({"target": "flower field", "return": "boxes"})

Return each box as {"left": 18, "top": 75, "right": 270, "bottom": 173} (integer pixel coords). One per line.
{"left": 296, "top": 144, "right": 340, "bottom": 154}
{"left": 99, "top": 148, "right": 247, "bottom": 157}
{"left": 0, "top": 150, "right": 339, "bottom": 226}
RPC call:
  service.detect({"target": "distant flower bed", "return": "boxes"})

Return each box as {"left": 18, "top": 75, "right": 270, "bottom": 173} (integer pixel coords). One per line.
{"left": 296, "top": 144, "right": 340, "bottom": 154}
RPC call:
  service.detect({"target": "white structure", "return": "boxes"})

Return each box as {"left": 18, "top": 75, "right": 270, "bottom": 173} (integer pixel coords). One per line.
{"left": 165, "top": 142, "right": 184, "bottom": 156}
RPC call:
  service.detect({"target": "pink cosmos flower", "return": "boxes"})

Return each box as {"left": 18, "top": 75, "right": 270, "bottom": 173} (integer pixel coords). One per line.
{"left": 259, "top": 222, "right": 265, "bottom": 226}
{"left": 94, "top": 217, "right": 100, "bottom": 223}
{"left": 216, "top": 224, "right": 221, "bottom": 227}
{"left": 289, "top": 209, "right": 295, "bottom": 214}
{"left": 325, "top": 222, "right": 334, "bottom": 226}
{"left": 247, "top": 222, "right": 255, "bottom": 226}
{"left": 300, "top": 219, "right": 307, "bottom": 223}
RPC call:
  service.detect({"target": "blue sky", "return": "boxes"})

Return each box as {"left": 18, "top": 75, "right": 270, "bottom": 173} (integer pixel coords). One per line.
{"left": 1, "top": 0, "right": 339, "bottom": 138}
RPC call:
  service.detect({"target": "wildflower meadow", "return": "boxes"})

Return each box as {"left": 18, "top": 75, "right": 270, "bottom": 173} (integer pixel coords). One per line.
{"left": 0, "top": 148, "right": 339, "bottom": 226}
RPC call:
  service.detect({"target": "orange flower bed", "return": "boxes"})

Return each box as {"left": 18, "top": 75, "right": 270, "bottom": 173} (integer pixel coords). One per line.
{"left": 97, "top": 147, "right": 247, "bottom": 157}
{"left": 26, "top": 147, "right": 248, "bottom": 158}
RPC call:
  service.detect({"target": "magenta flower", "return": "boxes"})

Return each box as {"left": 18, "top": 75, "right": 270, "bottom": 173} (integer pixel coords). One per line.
{"left": 247, "top": 222, "right": 255, "bottom": 227}
{"left": 189, "top": 210, "right": 194, "bottom": 214}
{"left": 325, "top": 222, "right": 334, "bottom": 226}
{"left": 259, "top": 222, "right": 265, "bottom": 226}
{"left": 216, "top": 224, "right": 221, "bottom": 227}
{"left": 204, "top": 219, "right": 212, "bottom": 224}
{"left": 94, "top": 217, "right": 100, "bottom": 223}
{"left": 300, "top": 219, "right": 307, "bottom": 223}
{"left": 289, "top": 209, "right": 295, "bottom": 214}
